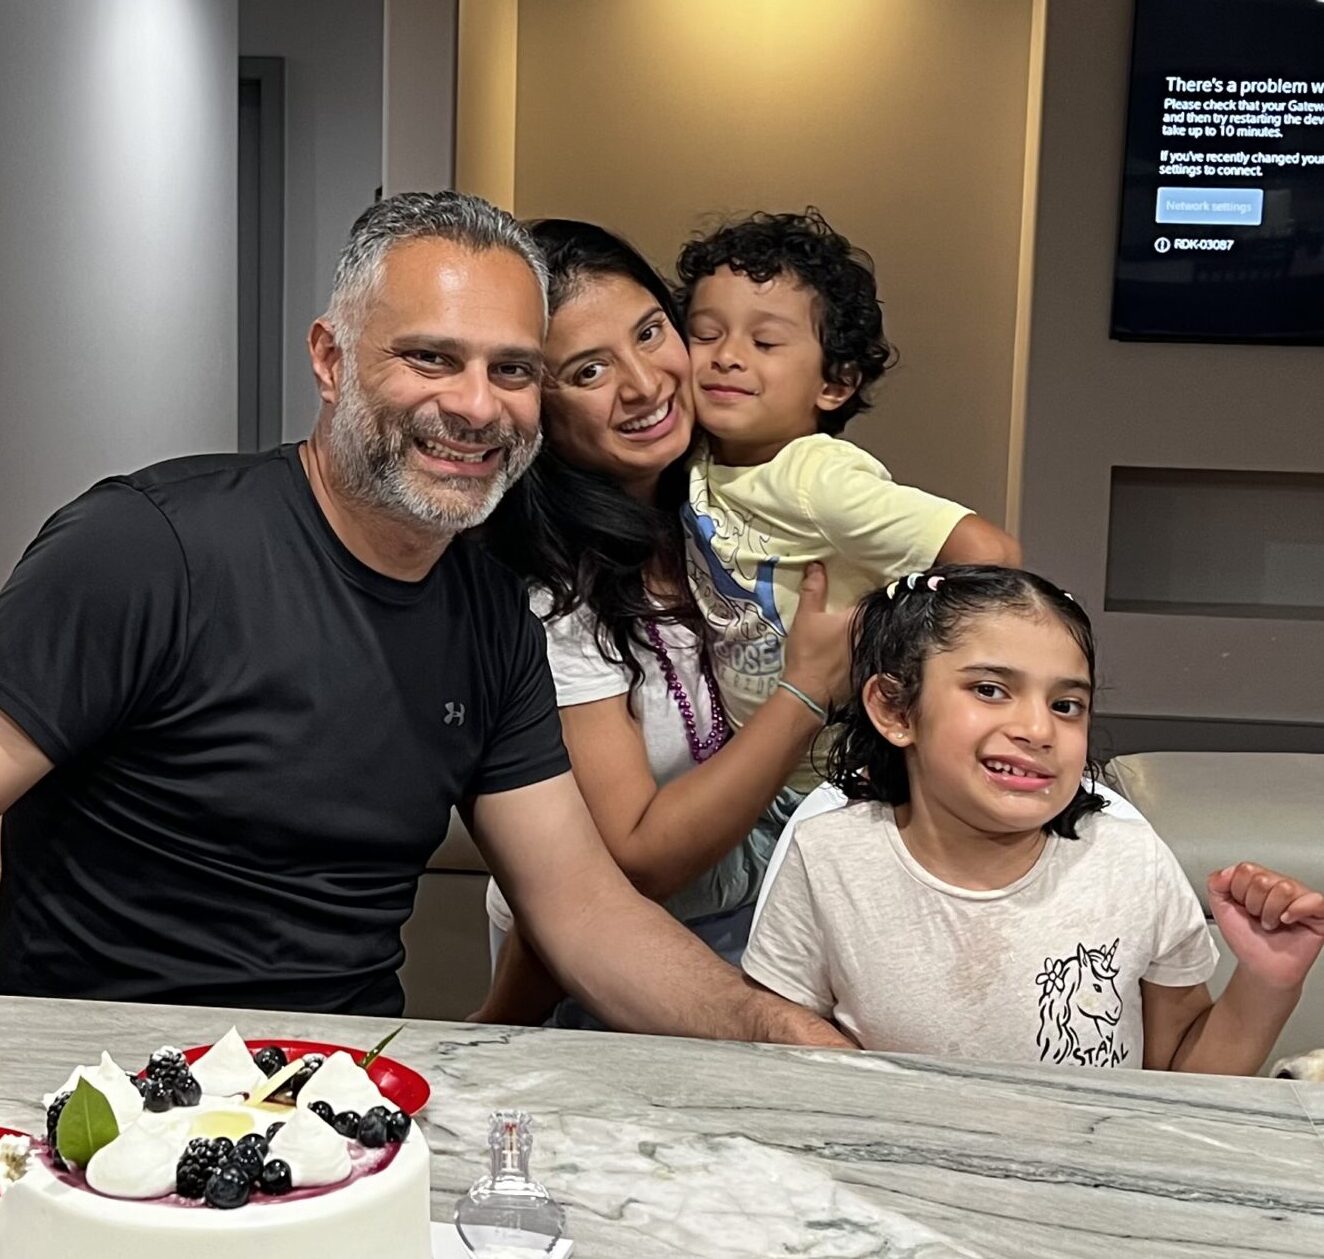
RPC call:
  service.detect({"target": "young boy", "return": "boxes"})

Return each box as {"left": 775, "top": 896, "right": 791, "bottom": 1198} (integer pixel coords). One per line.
{"left": 677, "top": 209, "right": 1019, "bottom": 793}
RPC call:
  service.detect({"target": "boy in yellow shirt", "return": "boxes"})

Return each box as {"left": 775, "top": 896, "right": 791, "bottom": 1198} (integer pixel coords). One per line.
{"left": 677, "top": 209, "right": 1020, "bottom": 792}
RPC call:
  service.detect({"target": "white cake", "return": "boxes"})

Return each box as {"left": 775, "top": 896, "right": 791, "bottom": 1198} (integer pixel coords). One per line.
{"left": 0, "top": 1032, "right": 433, "bottom": 1259}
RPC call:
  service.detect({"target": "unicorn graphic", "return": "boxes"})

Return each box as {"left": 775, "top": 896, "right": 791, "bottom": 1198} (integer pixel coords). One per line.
{"left": 1035, "top": 940, "right": 1127, "bottom": 1068}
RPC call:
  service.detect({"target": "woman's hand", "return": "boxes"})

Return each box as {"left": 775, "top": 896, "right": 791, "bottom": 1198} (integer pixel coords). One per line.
{"left": 1209, "top": 862, "right": 1324, "bottom": 991}
{"left": 782, "top": 563, "right": 854, "bottom": 710}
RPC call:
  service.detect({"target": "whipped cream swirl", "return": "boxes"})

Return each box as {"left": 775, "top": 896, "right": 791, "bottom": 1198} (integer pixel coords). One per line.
{"left": 268, "top": 1105, "right": 351, "bottom": 1188}
{"left": 43, "top": 1052, "right": 144, "bottom": 1130}
{"left": 189, "top": 1027, "right": 267, "bottom": 1097}
{"left": 85, "top": 1122, "right": 189, "bottom": 1200}
{"left": 295, "top": 1051, "right": 389, "bottom": 1116}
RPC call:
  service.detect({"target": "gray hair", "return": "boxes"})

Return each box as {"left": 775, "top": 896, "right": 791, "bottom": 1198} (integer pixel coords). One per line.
{"left": 324, "top": 191, "right": 549, "bottom": 348}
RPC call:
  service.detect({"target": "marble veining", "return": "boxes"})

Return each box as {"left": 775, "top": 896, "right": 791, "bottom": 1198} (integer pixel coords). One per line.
{"left": 2, "top": 997, "right": 1323, "bottom": 1257}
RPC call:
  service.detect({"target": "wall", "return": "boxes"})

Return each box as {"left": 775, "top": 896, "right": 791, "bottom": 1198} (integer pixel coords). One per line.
{"left": 384, "top": 0, "right": 459, "bottom": 196}
{"left": 455, "top": 0, "right": 518, "bottom": 209}
{"left": 501, "top": 0, "right": 1038, "bottom": 524}
{"left": 239, "top": 0, "right": 384, "bottom": 441}
{"left": 1018, "top": 0, "right": 1324, "bottom": 726}
{"left": 0, "top": 0, "right": 239, "bottom": 579}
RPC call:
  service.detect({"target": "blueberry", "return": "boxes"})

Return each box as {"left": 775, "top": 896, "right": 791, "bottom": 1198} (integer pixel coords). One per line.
{"left": 252, "top": 1045, "right": 287, "bottom": 1078}
{"left": 330, "top": 1110, "right": 361, "bottom": 1139}
{"left": 141, "top": 1078, "right": 173, "bottom": 1113}
{"left": 265, "top": 1121, "right": 285, "bottom": 1143}
{"left": 385, "top": 1109, "right": 411, "bottom": 1144}
{"left": 237, "top": 1132, "right": 269, "bottom": 1159}
{"left": 258, "top": 1158, "right": 293, "bottom": 1196}
{"left": 171, "top": 1072, "right": 202, "bottom": 1107}
{"left": 129, "top": 1074, "right": 149, "bottom": 1096}
{"left": 204, "top": 1163, "right": 251, "bottom": 1210}
{"left": 230, "top": 1143, "right": 264, "bottom": 1185}
{"left": 357, "top": 1107, "right": 390, "bottom": 1148}
{"left": 308, "top": 1101, "right": 335, "bottom": 1125}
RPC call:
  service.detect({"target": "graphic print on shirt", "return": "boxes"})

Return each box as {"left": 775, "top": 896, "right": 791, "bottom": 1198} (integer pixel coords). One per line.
{"left": 1035, "top": 939, "right": 1127, "bottom": 1068}
{"left": 682, "top": 488, "right": 786, "bottom": 703}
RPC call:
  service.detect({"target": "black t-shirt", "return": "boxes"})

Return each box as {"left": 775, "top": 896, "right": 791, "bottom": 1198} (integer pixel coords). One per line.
{"left": 0, "top": 445, "right": 568, "bottom": 1014}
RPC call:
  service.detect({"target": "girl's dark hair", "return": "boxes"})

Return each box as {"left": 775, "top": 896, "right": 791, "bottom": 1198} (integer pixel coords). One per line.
{"left": 482, "top": 219, "right": 697, "bottom": 702}
{"left": 675, "top": 207, "right": 894, "bottom": 435}
{"left": 825, "top": 565, "right": 1106, "bottom": 839}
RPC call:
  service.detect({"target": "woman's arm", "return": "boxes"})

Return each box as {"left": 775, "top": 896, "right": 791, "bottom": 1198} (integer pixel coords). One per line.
{"left": 563, "top": 563, "right": 848, "bottom": 900}
{"left": 1143, "top": 863, "right": 1324, "bottom": 1073}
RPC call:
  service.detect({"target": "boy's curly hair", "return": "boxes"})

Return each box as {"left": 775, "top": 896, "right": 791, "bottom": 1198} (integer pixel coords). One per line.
{"left": 675, "top": 208, "right": 894, "bottom": 434}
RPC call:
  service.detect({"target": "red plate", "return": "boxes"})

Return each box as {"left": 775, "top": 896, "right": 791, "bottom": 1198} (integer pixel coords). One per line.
{"left": 0, "top": 1125, "right": 29, "bottom": 1140}
{"left": 176, "top": 1039, "right": 430, "bottom": 1115}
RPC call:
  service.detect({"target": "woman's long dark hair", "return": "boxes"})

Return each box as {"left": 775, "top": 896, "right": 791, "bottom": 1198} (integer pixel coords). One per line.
{"left": 825, "top": 565, "right": 1106, "bottom": 839}
{"left": 483, "top": 219, "right": 699, "bottom": 703}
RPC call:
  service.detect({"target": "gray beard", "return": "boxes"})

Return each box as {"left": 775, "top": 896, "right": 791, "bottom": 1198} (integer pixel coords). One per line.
{"left": 327, "top": 370, "right": 541, "bottom": 534}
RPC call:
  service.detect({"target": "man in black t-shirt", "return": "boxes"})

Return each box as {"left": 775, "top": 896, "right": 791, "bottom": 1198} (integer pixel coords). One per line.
{"left": 0, "top": 192, "right": 847, "bottom": 1046}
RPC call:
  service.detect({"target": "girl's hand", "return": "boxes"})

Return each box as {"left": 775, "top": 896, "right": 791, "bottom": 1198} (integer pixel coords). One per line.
{"left": 1208, "top": 862, "right": 1324, "bottom": 991}
{"left": 782, "top": 563, "right": 853, "bottom": 710}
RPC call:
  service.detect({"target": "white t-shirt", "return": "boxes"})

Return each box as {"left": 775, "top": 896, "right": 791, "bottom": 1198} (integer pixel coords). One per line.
{"left": 742, "top": 801, "right": 1219, "bottom": 1066}
{"left": 485, "top": 589, "right": 717, "bottom": 932}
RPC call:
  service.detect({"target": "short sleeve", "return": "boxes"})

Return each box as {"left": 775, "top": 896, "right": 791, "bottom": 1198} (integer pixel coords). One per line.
{"left": 467, "top": 600, "right": 571, "bottom": 796}
{"left": 1144, "top": 837, "right": 1220, "bottom": 987}
{"left": 741, "top": 835, "right": 835, "bottom": 1016}
{"left": 529, "top": 588, "right": 630, "bottom": 708}
{"left": 0, "top": 482, "right": 188, "bottom": 763}
{"left": 800, "top": 443, "right": 972, "bottom": 577}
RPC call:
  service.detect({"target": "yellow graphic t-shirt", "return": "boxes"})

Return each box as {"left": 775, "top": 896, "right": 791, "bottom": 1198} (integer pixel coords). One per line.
{"left": 683, "top": 434, "right": 971, "bottom": 792}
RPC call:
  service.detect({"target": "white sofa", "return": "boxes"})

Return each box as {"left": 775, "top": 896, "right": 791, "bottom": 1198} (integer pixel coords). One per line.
{"left": 1108, "top": 752, "right": 1324, "bottom": 1069}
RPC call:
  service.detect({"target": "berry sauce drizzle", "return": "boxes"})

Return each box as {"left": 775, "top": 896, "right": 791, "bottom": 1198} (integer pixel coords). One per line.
{"left": 38, "top": 1139, "right": 401, "bottom": 1208}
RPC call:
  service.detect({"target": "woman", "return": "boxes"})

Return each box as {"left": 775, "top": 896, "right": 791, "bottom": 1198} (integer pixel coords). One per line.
{"left": 473, "top": 220, "right": 850, "bottom": 1027}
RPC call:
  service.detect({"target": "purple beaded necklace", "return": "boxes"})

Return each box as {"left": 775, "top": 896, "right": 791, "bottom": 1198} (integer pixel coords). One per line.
{"left": 643, "top": 619, "right": 729, "bottom": 763}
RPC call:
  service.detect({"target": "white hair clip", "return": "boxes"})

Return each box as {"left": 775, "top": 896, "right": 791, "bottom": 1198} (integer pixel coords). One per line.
{"left": 926, "top": 575, "right": 945, "bottom": 592}
{"left": 885, "top": 580, "right": 900, "bottom": 599}
{"left": 906, "top": 573, "right": 922, "bottom": 590}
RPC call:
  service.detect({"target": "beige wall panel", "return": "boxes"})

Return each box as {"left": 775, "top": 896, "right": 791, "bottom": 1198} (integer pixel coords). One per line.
{"left": 1019, "top": 0, "right": 1324, "bottom": 723}
{"left": 510, "top": 0, "right": 1037, "bottom": 523}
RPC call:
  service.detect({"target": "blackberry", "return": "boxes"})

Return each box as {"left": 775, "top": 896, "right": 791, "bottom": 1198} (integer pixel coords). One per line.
{"left": 288, "top": 1054, "right": 324, "bottom": 1100}
{"left": 45, "top": 1090, "right": 72, "bottom": 1170}
{"left": 129, "top": 1074, "right": 150, "bottom": 1097}
{"left": 175, "top": 1151, "right": 214, "bottom": 1199}
{"left": 385, "top": 1109, "right": 410, "bottom": 1144}
{"left": 252, "top": 1045, "right": 287, "bottom": 1078}
{"left": 330, "top": 1110, "right": 361, "bottom": 1140}
{"left": 145, "top": 1047, "right": 187, "bottom": 1084}
{"left": 357, "top": 1107, "right": 390, "bottom": 1148}
{"left": 204, "top": 1163, "right": 251, "bottom": 1210}
{"left": 171, "top": 1071, "right": 202, "bottom": 1107}
{"left": 258, "top": 1158, "right": 292, "bottom": 1196}
{"left": 141, "top": 1078, "right": 173, "bottom": 1113}
{"left": 175, "top": 1136, "right": 235, "bottom": 1198}
{"left": 265, "top": 1121, "right": 285, "bottom": 1143}
{"left": 308, "top": 1101, "right": 335, "bottom": 1126}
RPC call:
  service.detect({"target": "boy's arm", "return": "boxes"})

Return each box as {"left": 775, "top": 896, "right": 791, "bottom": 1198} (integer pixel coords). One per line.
{"left": 1143, "top": 863, "right": 1324, "bottom": 1073}
{"left": 935, "top": 513, "right": 1022, "bottom": 567}
{"left": 470, "top": 923, "right": 565, "bottom": 1026}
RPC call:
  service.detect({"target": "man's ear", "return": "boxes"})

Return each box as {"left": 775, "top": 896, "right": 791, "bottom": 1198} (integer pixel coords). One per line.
{"left": 816, "top": 367, "right": 860, "bottom": 415}
{"left": 308, "top": 319, "right": 344, "bottom": 405}
{"left": 862, "top": 673, "right": 912, "bottom": 747}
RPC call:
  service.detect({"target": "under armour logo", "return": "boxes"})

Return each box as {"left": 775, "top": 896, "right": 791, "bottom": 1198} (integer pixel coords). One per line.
{"left": 443, "top": 702, "right": 466, "bottom": 727}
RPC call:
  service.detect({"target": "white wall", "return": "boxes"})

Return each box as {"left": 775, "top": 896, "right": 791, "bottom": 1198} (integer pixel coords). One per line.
{"left": 0, "top": 0, "right": 239, "bottom": 578}
{"left": 384, "top": 0, "right": 458, "bottom": 196}
{"left": 239, "top": 0, "right": 385, "bottom": 442}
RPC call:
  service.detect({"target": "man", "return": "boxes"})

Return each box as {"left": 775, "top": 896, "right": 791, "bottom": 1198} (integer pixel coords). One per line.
{"left": 0, "top": 192, "right": 848, "bottom": 1047}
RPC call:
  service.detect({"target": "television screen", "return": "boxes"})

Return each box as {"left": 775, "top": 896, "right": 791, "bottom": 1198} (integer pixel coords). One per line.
{"left": 1111, "top": 0, "right": 1324, "bottom": 343}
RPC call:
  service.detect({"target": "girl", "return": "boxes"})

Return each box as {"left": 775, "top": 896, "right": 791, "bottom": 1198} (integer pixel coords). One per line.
{"left": 743, "top": 565, "right": 1324, "bottom": 1072}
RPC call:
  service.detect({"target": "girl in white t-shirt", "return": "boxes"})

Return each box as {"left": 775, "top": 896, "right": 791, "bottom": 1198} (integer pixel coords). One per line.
{"left": 743, "top": 565, "right": 1324, "bottom": 1072}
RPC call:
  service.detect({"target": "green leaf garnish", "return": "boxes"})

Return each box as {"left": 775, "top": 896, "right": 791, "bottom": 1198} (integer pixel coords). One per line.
{"left": 356, "top": 1025, "right": 403, "bottom": 1072}
{"left": 56, "top": 1077, "right": 119, "bottom": 1168}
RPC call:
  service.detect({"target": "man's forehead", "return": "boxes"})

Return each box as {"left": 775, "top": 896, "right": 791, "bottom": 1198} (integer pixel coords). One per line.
{"left": 366, "top": 237, "right": 545, "bottom": 341}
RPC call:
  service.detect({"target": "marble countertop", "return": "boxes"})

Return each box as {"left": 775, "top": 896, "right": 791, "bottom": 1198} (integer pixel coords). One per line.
{"left": 2, "top": 996, "right": 1322, "bottom": 1258}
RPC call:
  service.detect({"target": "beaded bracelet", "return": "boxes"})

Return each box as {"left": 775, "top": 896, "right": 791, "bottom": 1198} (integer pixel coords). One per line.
{"left": 776, "top": 679, "right": 828, "bottom": 723}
